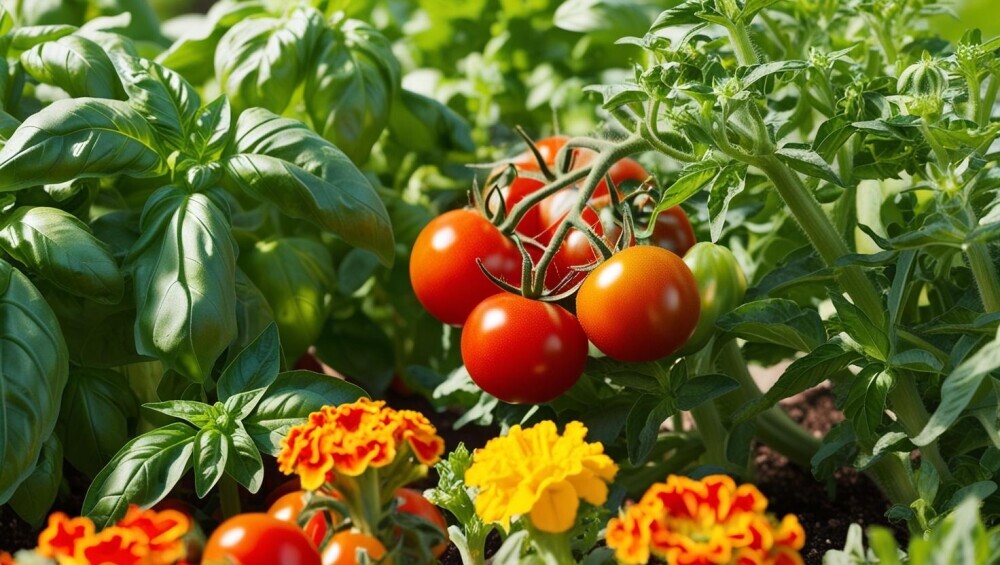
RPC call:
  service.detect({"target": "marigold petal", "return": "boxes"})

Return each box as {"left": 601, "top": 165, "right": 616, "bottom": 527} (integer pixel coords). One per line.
{"left": 529, "top": 480, "right": 580, "bottom": 533}
{"left": 37, "top": 512, "right": 95, "bottom": 559}
{"left": 75, "top": 526, "right": 150, "bottom": 565}
{"left": 774, "top": 514, "right": 806, "bottom": 551}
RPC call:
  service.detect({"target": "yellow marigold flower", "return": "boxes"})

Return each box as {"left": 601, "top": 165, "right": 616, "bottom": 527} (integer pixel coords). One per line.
{"left": 277, "top": 397, "right": 445, "bottom": 490}
{"left": 465, "top": 420, "right": 617, "bottom": 533}
{"left": 606, "top": 475, "right": 805, "bottom": 565}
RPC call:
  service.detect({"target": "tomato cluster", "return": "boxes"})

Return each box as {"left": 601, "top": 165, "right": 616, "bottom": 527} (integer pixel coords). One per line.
{"left": 410, "top": 137, "right": 703, "bottom": 405}
{"left": 201, "top": 484, "right": 448, "bottom": 564}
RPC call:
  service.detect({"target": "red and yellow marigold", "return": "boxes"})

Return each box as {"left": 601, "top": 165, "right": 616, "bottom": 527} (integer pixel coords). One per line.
{"left": 606, "top": 475, "right": 805, "bottom": 565}
{"left": 35, "top": 505, "right": 191, "bottom": 565}
{"left": 277, "top": 397, "right": 445, "bottom": 490}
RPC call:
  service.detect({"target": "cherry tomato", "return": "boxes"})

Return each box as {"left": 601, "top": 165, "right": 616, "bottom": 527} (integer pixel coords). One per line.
{"left": 321, "top": 531, "right": 387, "bottom": 565}
{"left": 679, "top": 242, "right": 747, "bottom": 355}
{"left": 268, "top": 491, "right": 339, "bottom": 548}
{"left": 265, "top": 478, "right": 303, "bottom": 509}
{"left": 410, "top": 209, "right": 521, "bottom": 326}
{"left": 394, "top": 488, "right": 448, "bottom": 558}
{"left": 461, "top": 293, "right": 588, "bottom": 403}
{"left": 484, "top": 175, "right": 548, "bottom": 240}
{"left": 576, "top": 246, "right": 700, "bottom": 362}
{"left": 509, "top": 136, "right": 569, "bottom": 172}
{"left": 203, "top": 513, "right": 321, "bottom": 565}
{"left": 650, "top": 206, "right": 696, "bottom": 257}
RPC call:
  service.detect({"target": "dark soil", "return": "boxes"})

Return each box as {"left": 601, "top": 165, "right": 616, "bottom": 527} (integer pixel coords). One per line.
{"left": 0, "top": 386, "right": 902, "bottom": 564}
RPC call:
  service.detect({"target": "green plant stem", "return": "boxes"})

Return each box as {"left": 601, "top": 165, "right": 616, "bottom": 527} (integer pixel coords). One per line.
{"left": 715, "top": 340, "right": 820, "bottom": 468}
{"left": 727, "top": 22, "right": 760, "bottom": 65}
{"left": 757, "top": 156, "right": 885, "bottom": 325}
{"left": 889, "top": 373, "right": 952, "bottom": 481}
{"left": 530, "top": 528, "right": 576, "bottom": 564}
{"left": 967, "top": 241, "right": 1000, "bottom": 313}
{"left": 979, "top": 73, "right": 998, "bottom": 127}
{"left": 219, "top": 475, "right": 241, "bottom": 519}
{"left": 967, "top": 73, "right": 982, "bottom": 124}
{"left": 868, "top": 454, "right": 919, "bottom": 523}
{"left": 689, "top": 401, "right": 729, "bottom": 468}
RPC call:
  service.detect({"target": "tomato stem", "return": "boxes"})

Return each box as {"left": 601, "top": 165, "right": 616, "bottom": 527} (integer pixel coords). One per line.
{"left": 725, "top": 22, "right": 760, "bottom": 66}
{"left": 967, "top": 240, "right": 1000, "bottom": 313}
{"left": 498, "top": 167, "right": 591, "bottom": 234}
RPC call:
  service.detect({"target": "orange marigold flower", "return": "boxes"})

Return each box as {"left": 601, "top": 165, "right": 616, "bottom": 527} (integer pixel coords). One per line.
{"left": 277, "top": 398, "right": 444, "bottom": 490}
{"left": 37, "top": 512, "right": 96, "bottom": 560}
{"left": 0, "top": 551, "right": 15, "bottom": 565}
{"left": 117, "top": 505, "right": 191, "bottom": 564}
{"left": 74, "top": 526, "right": 150, "bottom": 565}
{"left": 606, "top": 475, "right": 805, "bottom": 565}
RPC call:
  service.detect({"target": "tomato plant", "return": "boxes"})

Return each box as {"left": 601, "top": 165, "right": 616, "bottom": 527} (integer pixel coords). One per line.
{"left": 394, "top": 488, "right": 449, "bottom": 558}
{"left": 321, "top": 531, "right": 387, "bottom": 565}
{"left": 203, "top": 513, "right": 322, "bottom": 565}
{"left": 268, "top": 490, "right": 336, "bottom": 548}
{"left": 461, "top": 293, "right": 588, "bottom": 404}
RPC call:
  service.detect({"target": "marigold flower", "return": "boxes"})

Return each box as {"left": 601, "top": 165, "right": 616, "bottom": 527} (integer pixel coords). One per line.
{"left": 465, "top": 420, "right": 618, "bottom": 533}
{"left": 117, "top": 505, "right": 191, "bottom": 564}
{"left": 0, "top": 552, "right": 15, "bottom": 565}
{"left": 37, "top": 512, "right": 96, "bottom": 561}
{"left": 606, "top": 475, "right": 805, "bottom": 565}
{"left": 277, "top": 398, "right": 445, "bottom": 490}
{"left": 74, "top": 526, "right": 150, "bottom": 565}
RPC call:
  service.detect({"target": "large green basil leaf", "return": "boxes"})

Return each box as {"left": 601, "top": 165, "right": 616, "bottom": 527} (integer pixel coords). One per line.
{"left": 0, "top": 259, "right": 69, "bottom": 504}
{"left": 0, "top": 206, "right": 124, "bottom": 303}
{"left": 218, "top": 323, "right": 280, "bottom": 418}
{"left": 225, "top": 108, "right": 393, "bottom": 265}
{"left": 191, "top": 96, "right": 232, "bottom": 162}
{"left": 315, "top": 311, "right": 394, "bottom": 395}
{"left": 41, "top": 284, "right": 144, "bottom": 368}
{"left": 56, "top": 367, "right": 138, "bottom": 478}
{"left": 388, "top": 89, "right": 475, "bottom": 155}
{"left": 7, "top": 25, "right": 77, "bottom": 56}
{"left": 215, "top": 6, "right": 324, "bottom": 113}
{"left": 193, "top": 427, "right": 227, "bottom": 498}
{"left": 9, "top": 0, "right": 83, "bottom": 29}
{"left": 21, "top": 35, "right": 124, "bottom": 99}
{"left": 0, "top": 98, "right": 166, "bottom": 191}
{"left": 229, "top": 268, "right": 275, "bottom": 365}
{"left": 8, "top": 433, "right": 62, "bottom": 527}
{"left": 241, "top": 238, "right": 334, "bottom": 362}
{"left": 82, "top": 422, "right": 197, "bottom": 528}
{"left": 244, "top": 370, "right": 367, "bottom": 456}
{"left": 157, "top": 1, "right": 268, "bottom": 85}
{"left": 304, "top": 20, "right": 400, "bottom": 164}
{"left": 132, "top": 188, "right": 238, "bottom": 382}
{"left": 226, "top": 424, "right": 263, "bottom": 493}
{"left": 111, "top": 54, "right": 200, "bottom": 152}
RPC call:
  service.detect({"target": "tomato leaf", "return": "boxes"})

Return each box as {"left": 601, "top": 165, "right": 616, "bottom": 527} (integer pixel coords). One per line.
{"left": 844, "top": 365, "right": 894, "bottom": 445}
{"left": 0, "top": 207, "right": 124, "bottom": 304}
{"left": 0, "top": 99, "right": 167, "bottom": 191}
{"left": 244, "top": 370, "right": 367, "bottom": 456}
{"left": 8, "top": 434, "right": 62, "bottom": 527}
{"left": 716, "top": 298, "right": 827, "bottom": 352}
{"left": 57, "top": 367, "right": 137, "bottom": 478}
{"left": 674, "top": 374, "right": 740, "bottom": 411}
{"left": 775, "top": 146, "right": 844, "bottom": 187}
{"left": 304, "top": 19, "right": 400, "bottom": 164}
{"left": 914, "top": 330, "right": 1000, "bottom": 446}
{"left": 706, "top": 163, "right": 746, "bottom": 242}
{"left": 0, "top": 259, "right": 69, "bottom": 504}
{"left": 82, "top": 422, "right": 197, "bottom": 528}
{"left": 645, "top": 161, "right": 720, "bottom": 235}
{"left": 225, "top": 107, "right": 394, "bottom": 266}
{"left": 21, "top": 35, "right": 124, "bottom": 99}
{"left": 625, "top": 394, "right": 676, "bottom": 465}
{"left": 131, "top": 188, "right": 238, "bottom": 382}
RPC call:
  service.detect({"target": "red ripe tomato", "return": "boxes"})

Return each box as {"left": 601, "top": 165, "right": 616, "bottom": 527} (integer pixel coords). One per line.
{"left": 650, "top": 206, "right": 696, "bottom": 257}
{"left": 268, "top": 491, "right": 339, "bottom": 548}
{"left": 510, "top": 136, "right": 569, "bottom": 172}
{"left": 410, "top": 209, "right": 521, "bottom": 326}
{"left": 203, "top": 513, "right": 321, "bottom": 565}
{"left": 265, "top": 478, "right": 302, "bottom": 509}
{"left": 394, "top": 488, "right": 448, "bottom": 558}
{"left": 461, "top": 293, "right": 588, "bottom": 404}
{"left": 484, "top": 175, "right": 547, "bottom": 240}
{"left": 576, "top": 246, "right": 700, "bottom": 362}
{"left": 321, "top": 531, "right": 387, "bottom": 565}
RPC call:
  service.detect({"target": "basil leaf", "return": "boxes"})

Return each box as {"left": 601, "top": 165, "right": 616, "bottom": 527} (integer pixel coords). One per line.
{"left": 228, "top": 268, "right": 275, "bottom": 366}
{"left": 215, "top": 6, "right": 324, "bottom": 113}
{"left": 240, "top": 238, "right": 334, "bottom": 361}
{"left": 142, "top": 400, "right": 216, "bottom": 428}
{"left": 156, "top": 2, "right": 267, "bottom": 85}
{"left": 82, "top": 422, "right": 197, "bottom": 528}
{"left": 57, "top": 367, "right": 137, "bottom": 478}
{"left": 0, "top": 206, "right": 124, "bottom": 303}
{"left": 111, "top": 54, "right": 200, "bottom": 151}
{"left": 226, "top": 107, "right": 394, "bottom": 266}
{"left": 7, "top": 25, "right": 77, "bottom": 56}
{"left": 218, "top": 323, "right": 281, "bottom": 417}
{"left": 132, "top": 188, "right": 238, "bottom": 382}
{"left": 304, "top": 20, "right": 400, "bottom": 164}
{"left": 226, "top": 424, "right": 263, "bottom": 493}
{"left": 193, "top": 427, "right": 228, "bottom": 499}
{"left": 190, "top": 96, "right": 232, "bottom": 162}
{"left": 8, "top": 433, "right": 62, "bottom": 527}
{"left": 244, "top": 370, "right": 367, "bottom": 456}
{"left": 0, "top": 259, "right": 69, "bottom": 504}
{"left": 0, "top": 98, "right": 166, "bottom": 191}
{"left": 21, "top": 35, "right": 124, "bottom": 99}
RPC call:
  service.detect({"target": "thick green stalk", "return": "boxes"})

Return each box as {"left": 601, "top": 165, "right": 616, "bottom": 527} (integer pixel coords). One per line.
{"left": 978, "top": 74, "right": 998, "bottom": 127}
{"left": 867, "top": 454, "right": 919, "bottom": 523}
{"left": 716, "top": 340, "right": 820, "bottom": 469}
{"left": 689, "top": 401, "right": 730, "bottom": 468}
{"left": 757, "top": 156, "right": 885, "bottom": 325}
{"left": 219, "top": 475, "right": 241, "bottom": 519}
{"left": 967, "top": 241, "right": 1000, "bottom": 313}
{"left": 727, "top": 22, "right": 760, "bottom": 65}
{"left": 890, "top": 374, "right": 952, "bottom": 481}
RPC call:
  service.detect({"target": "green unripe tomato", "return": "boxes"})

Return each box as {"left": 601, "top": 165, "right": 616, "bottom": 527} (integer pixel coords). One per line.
{"left": 679, "top": 242, "right": 748, "bottom": 355}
